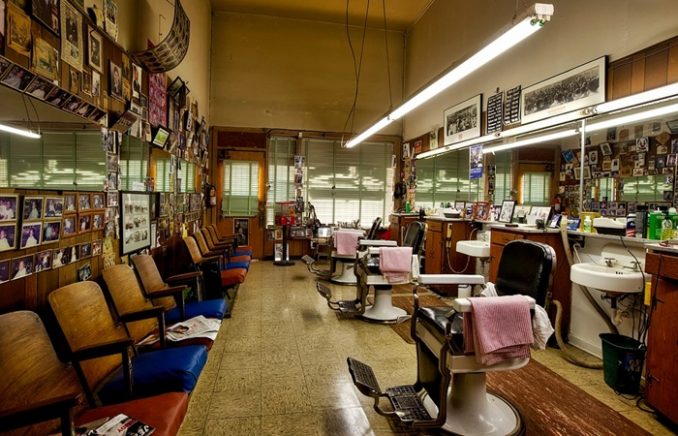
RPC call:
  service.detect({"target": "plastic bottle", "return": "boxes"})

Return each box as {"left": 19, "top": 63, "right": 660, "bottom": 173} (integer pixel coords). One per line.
{"left": 661, "top": 214, "right": 673, "bottom": 241}
{"left": 648, "top": 209, "right": 663, "bottom": 240}
{"left": 626, "top": 213, "right": 636, "bottom": 238}
{"left": 583, "top": 215, "right": 592, "bottom": 233}
{"left": 669, "top": 207, "right": 678, "bottom": 239}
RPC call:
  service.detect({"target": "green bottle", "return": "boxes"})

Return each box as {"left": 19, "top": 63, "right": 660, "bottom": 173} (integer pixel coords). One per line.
{"left": 648, "top": 210, "right": 663, "bottom": 240}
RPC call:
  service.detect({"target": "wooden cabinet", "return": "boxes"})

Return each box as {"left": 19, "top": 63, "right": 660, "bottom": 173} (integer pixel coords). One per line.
{"left": 644, "top": 251, "right": 678, "bottom": 425}
{"left": 389, "top": 214, "right": 420, "bottom": 244}
{"left": 424, "top": 219, "right": 473, "bottom": 295}
{"left": 489, "top": 227, "right": 571, "bottom": 338}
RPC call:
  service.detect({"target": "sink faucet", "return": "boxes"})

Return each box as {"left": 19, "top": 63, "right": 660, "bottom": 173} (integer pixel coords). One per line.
{"left": 603, "top": 257, "right": 617, "bottom": 267}
{"left": 622, "top": 261, "right": 642, "bottom": 272}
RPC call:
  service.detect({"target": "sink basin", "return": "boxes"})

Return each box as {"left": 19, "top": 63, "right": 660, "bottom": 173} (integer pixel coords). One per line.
{"left": 570, "top": 263, "right": 643, "bottom": 293}
{"left": 456, "top": 240, "right": 490, "bottom": 258}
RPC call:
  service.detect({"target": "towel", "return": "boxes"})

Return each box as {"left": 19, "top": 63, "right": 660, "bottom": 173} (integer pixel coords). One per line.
{"left": 480, "top": 282, "right": 498, "bottom": 297}
{"left": 531, "top": 304, "right": 554, "bottom": 350}
{"left": 463, "top": 295, "right": 533, "bottom": 365}
{"left": 379, "top": 247, "right": 413, "bottom": 283}
{"left": 334, "top": 230, "right": 362, "bottom": 256}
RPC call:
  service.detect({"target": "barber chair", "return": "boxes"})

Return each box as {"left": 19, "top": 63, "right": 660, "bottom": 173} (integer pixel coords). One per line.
{"left": 346, "top": 240, "right": 555, "bottom": 435}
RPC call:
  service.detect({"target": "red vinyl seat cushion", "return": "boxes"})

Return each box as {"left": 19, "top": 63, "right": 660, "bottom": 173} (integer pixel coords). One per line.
{"left": 221, "top": 268, "right": 246, "bottom": 286}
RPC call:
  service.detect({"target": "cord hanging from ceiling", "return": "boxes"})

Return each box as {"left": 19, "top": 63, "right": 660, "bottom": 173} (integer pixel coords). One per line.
{"left": 342, "top": 0, "right": 371, "bottom": 143}
{"left": 382, "top": 0, "right": 393, "bottom": 111}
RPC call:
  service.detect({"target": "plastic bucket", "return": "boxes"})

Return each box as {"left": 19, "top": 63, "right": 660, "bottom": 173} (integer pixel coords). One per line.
{"left": 599, "top": 333, "right": 646, "bottom": 394}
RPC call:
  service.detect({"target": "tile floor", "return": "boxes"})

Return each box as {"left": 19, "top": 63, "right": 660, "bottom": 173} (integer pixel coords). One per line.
{"left": 178, "top": 261, "right": 673, "bottom": 435}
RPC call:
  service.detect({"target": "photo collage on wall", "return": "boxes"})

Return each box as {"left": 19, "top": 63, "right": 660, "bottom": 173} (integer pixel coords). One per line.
{"left": 0, "top": 192, "right": 103, "bottom": 284}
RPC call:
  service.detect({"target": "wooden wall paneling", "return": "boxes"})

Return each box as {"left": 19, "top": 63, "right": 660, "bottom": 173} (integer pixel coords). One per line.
{"left": 668, "top": 42, "right": 678, "bottom": 84}
{"left": 644, "top": 46, "right": 669, "bottom": 91}
{"left": 609, "top": 62, "right": 633, "bottom": 100}
{"left": 630, "top": 54, "right": 646, "bottom": 96}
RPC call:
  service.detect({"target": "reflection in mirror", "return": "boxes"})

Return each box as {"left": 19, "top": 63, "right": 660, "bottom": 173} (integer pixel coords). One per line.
{"left": 119, "top": 135, "right": 149, "bottom": 191}
{"left": 152, "top": 147, "right": 172, "bottom": 192}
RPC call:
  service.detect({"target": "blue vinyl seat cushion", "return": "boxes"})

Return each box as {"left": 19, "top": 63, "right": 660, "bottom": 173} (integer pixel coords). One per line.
{"left": 234, "top": 249, "right": 253, "bottom": 256}
{"left": 165, "top": 299, "right": 227, "bottom": 325}
{"left": 223, "top": 261, "right": 249, "bottom": 271}
{"left": 98, "top": 345, "right": 208, "bottom": 404}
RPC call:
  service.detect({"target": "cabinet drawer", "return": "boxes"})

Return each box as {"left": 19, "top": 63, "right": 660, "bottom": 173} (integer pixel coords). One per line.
{"left": 426, "top": 220, "right": 443, "bottom": 232}
{"left": 491, "top": 230, "right": 524, "bottom": 246}
{"left": 645, "top": 253, "right": 661, "bottom": 275}
{"left": 659, "top": 255, "right": 678, "bottom": 281}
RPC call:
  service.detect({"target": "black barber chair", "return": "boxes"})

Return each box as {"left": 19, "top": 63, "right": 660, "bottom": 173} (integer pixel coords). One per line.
{"left": 347, "top": 240, "right": 555, "bottom": 435}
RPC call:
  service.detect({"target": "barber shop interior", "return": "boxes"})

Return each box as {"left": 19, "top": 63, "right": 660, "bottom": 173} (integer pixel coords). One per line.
{"left": 1, "top": 0, "right": 678, "bottom": 435}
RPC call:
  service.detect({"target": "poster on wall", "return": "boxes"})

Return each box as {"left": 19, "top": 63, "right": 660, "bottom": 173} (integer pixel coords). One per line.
{"left": 469, "top": 144, "right": 483, "bottom": 179}
{"left": 148, "top": 72, "right": 167, "bottom": 127}
{"left": 234, "top": 218, "right": 248, "bottom": 246}
{"left": 443, "top": 94, "right": 482, "bottom": 146}
{"left": 120, "top": 192, "right": 151, "bottom": 255}
{"left": 521, "top": 56, "right": 606, "bottom": 124}
{"left": 60, "top": 0, "right": 83, "bottom": 70}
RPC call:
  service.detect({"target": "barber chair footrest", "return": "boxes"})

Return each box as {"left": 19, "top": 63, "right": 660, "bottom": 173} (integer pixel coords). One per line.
{"left": 316, "top": 283, "right": 332, "bottom": 301}
{"left": 347, "top": 357, "right": 382, "bottom": 397}
{"left": 386, "top": 385, "right": 432, "bottom": 422}
{"left": 337, "top": 300, "right": 362, "bottom": 314}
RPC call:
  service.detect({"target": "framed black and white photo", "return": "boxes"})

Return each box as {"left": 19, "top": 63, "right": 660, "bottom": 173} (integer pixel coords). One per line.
{"left": 444, "top": 94, "right": 482, "bottom": 146}
{"left": 521, "top": 57, "right": 606, "bottom": 124}
{"left": 60, "top": 0, "right": 83, "bottom": 70}
{"left": 32, "top": 0, "right": 59, "bottom": 35}
{"left": 109, "top": 60, "right": 123, "bottom": 101}
{"left": 77, "top": 263, "right": 92, "bottom": 281}
{"left": 121, "top": 192, "right": 151, "bottom": 255}
{"left": 0, "top": 223, "right": 17, "bottom": 252}
{"left": 600, "top": 142, "right": 612, "bottom": 156}
{"left": 234, "top": 218, "right": 249, "bottom": 246}
{"left": 62, "top": 216, "right": 76, "bottom": 237}
{"left": 87, "top": 28, "right": 103, "bottom": 72}
{"left": 497, "top": 200, "right": 516, "bottom": 223}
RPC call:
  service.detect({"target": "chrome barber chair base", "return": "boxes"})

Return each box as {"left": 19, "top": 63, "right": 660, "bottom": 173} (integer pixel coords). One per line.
{"left": 362, "top": 287, "right": 408, "bottom": 323}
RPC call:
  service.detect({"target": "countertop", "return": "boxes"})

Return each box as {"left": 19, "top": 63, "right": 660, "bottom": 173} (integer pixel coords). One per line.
{"left": 645, "top": 243, "right": 678, "bottom": 254}
{"left": 487, "top": 223, "right": 561, "bottom": 234}
{"left": 424, "top": 216, "right": 469, "bottom": 222}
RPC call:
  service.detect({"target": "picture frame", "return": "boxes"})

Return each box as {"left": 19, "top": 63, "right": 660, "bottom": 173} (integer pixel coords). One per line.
{"left": 87, "top": 28, "right": 103, "bottom": 72}
{"left": 34, "top": 250, "right": 52, "bottom": 272}
{"left": 549, "top": 214, "right": 562, "bottom": 229}
{"left": 32, "top": 37, "right": 59, "bottom": 80}
{"left": 148, "top": 72, "right": 167, "bottom": 127}
{"left": 92, "top": 239, "right": 102, "bottom": 256}
{"left": 7, "top": 4, "right": 31, "bottom": 56}
{"left": 443, "top": 94, "right": 482, "bottom": 146}
{"left": 0, "top": 223, "right": 18, "bottom": 252}
{"left": 91, "top": 70, "right": 101, "bottom": 97}
{"left": 42, "top": 220, "right": 61, "bottom": 244}
{"left": 69, "top": 69, "right": 80, "bottom": 93}
{"left": 78, "top": 213, "right": 92, "bottom": 234}
{"left": 109, "top": 61, "right": 123, "bottom": 101}
{"left": 22, "top": 196, "right": 44, "bottom": 221}
{"left": 78, "top": 193, "right": 91, "bottom": 211}
{"left": 600, "top": 142, "right": 612, "bottom": 156}
{"left": 132, "top": 63, "right": 142, "bottom": 99}
{"left": 92, "top": 212, "right": 104, "bottom": 230}
{"left": 63, "top": 193, "right": 77, "bottom": 214}
{"left": 497, "top": 200, "right": 516, "bottom": 223}
{"left": 120, "top": 192, "right": 151, "bottom": 255}
{"left": 20, "top": 222, "right": 42, "bottom": 248}
{"left": 104, "top": 0, "right": 118, "bottom": 41}
{"left": 471, "top": 201, "right": 491, "bottom": 221}
{"left": 11, "top": 254, "right": 34, "bottom": 280}
{"left": 0, "top": 194, "right": 19, "bottom": 221}
{"left": 92, "top": 193, "right": 105, "bottom": 210}
{"left": 78, "top": 262, "right": 92, "bottom": 281}
{"left": 51, "top": 247, "right": 66, "bottom": 269}
{"left": 453, "top": 201, "right": 466, "bottom": 212}
{"left": 32, "top": 0, "right": 59, "bottom": 35}
{"left": 79, "top": 242, "right": 91, "bottom": 258}
{"left": 513, "top": 204, "right": 532, "bottom": 223}
{"left": 234, "top": 218, "right": 249, "bottom": 246}
{"left": 25, "top": 76, "right": 56, "bottom": 100}
{"left": 0, "top": 259, "right": 11, "bottom": 284}
{"left": 1, "top": 64, "right": 35, "bottom": 91}
{"left": 521, "top": 57, "right": 606, "bottom": 124}
{"left": 62, "top": 216, "right": 77, "bottom": 237}
{"left": 528, "top": 206, "right": 552, "bottom": 225}
{"left": 60, "top": 0, "right": 83, "bottom": 70}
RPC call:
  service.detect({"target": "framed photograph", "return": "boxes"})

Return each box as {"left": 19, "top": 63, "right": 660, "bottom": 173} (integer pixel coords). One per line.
{"left": 453, "top": 201, "right": 466, "bottom": 212}
{"left": 45, "top": 88, "right": 71, "bottom": 107}
{"left": 472, "top": 201, "right": 491, "bottom": 221}
{"left": 92, "top": 212, "right": 104, "bottom": 230}
{"left": 121, "top": 192, "right": 151, "bottom": 255}
{"left": 22, "top": 196, "right": 44, "bottom": 221}
{"left": 1, "top": 64, "right": 35, "bottom": 91}
{"left": 60, "top": 0, "right": 83, "bottom": 70}
{"left": 62, "top": 216, "right": 77, "bottom": 237}
{"left": 42, "top": 220, "right": 61, "bottom": 244}
{"left": 11, "top": 255, "right": 34, "bottom": 280}
{"left": 32, "top": 0, "right": 59, "bottom": 34}
{"left": 589, "top": 150, "right": 599, "bottom": 165}
{"left": 0, "top": 194, "right": 19, "bottom": 221}
{"left": 148, "top": 72, "right": 167, "bottom": 127}
{"left": 34, "top": 250, "right": 52, "bottom": 272}
{"left": 0, "top": 260, "right": 11, "bottom": 284}
{"left": 7, "top": 4, "right": 31, "bottom": 56}
{"left": 0, "top": 57, "right": 12, "bottom": 78}
{"left": 69, "top": 69, "right": 80, "bottom": 94}
{"left": 32, "top": 37, "right": 59, "bottom": 80}
{"left": 513, "top": 204, "right": 532, "bottom": 222}
{"left": 132, "top": 63, "right": 142, "bottom": 99}
{"left": 25, "top": 76, "right": 56, "bottom": 100}
{"left": 0, "top": 223, "right": 17, "bottom": 252}
{"left": 444, "top": 94, "right": 482, "bottom": 146}
{"left": 528, "top": 206, "right": 552, "bottom": 225}
{"left": 92, "top": 239, "right": 102, "bottom": 256}
{"left": 63, "top": 193, "right": 77, "bottom": 214}
{"left": 497, "top": 200, "right": 516, "bottom": 223}
{"left": 78, "top": 263, "right": 92, "bottom": 281}
{"left": 521, "top": 57, "right": 606, "bottom": 124}
{"left": 109, "top": 61, "right": 123, "bottom": 101}
{"left": 92, "top": 70, "right": 101, "bottom": 97}
{"left": 20, "top": 222, "right": 42, "bottom": 248}
{"left": 78, "top": 214, "right": 92, "bottom": 233}
{"left": 77, "top": 193, "right": 91, "bottom": 211}
{"left": 79, "top": 242, "right": 91, "bottom": 258}
{"left": 104, "top": 0, "right": 118, "bottom": 41}
{"left": 87, "top": 28, "right": 103, "bottom": 72}
{"left": 549, "top": 214, "right": 562, "bottom": 229}
{"left": 600, "top": 142, "right": 612, "bottom": 156}
{"left": 92, "top": 193, "right": 105, "bottom": 210}
{"left": 51, "top": 247, "right": 66, "bottom": 269}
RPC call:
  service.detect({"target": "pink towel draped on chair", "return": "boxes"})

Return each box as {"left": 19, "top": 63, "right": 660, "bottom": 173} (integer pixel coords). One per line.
{"left": 334, "top": 230, "right": 362, "bottom": 256}
{"left": 463, "top": 295, "right": 533, "bottom": 365}
{"left": 379, "top": 247, "right": 413, "bottom": 283}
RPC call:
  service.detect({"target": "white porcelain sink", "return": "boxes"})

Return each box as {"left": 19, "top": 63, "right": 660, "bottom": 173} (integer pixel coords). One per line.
{"left": 570, "top": 263, "right": 643, "bottom": 293}
{"left": 456, "top": 240, "right": 490, "bottom": 258}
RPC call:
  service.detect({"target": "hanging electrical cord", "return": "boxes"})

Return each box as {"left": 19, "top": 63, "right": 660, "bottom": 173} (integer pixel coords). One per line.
{"left": 381, "top": 0, "right": 393, "bottom": 110}
{"left": 341, "top": 0, "right": 371, "bottom": 140}
{"left": 618, "top": 235, "right": 650, "bottom": 344}
{"left": 445, "top": 227, "right": 477, "bottom": 273}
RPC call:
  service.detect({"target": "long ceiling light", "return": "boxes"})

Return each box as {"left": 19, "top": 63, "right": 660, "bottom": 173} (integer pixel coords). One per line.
{"left": 0, "top": 123, "right": 41, "bottom": 139}
{"left": 482, "top": 128, "right": 577, "bottom": 154}
{"left": 587, "top": 102, "right": 678, "bottom": 133}
{"left": 595, "top": 82, "right": 678, "bottom": 114}
{"left": 345, "top": 3, "right": 554, "bottom": 149}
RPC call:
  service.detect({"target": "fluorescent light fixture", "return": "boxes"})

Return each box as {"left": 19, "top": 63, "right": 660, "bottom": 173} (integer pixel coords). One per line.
{"left": 595, "top": 82, "right": 678, "bottom": 114}
{"left": 482, "top": 129, "right": 577, "bottom": 154}
{"left": 0, "top": 123, "right": 41, "bottom": 139}
{"left": 587, "top": 102, "right": 678, "bottom": 133}
{"left": 345, "top": 3, "right": 554, "bottom": 148}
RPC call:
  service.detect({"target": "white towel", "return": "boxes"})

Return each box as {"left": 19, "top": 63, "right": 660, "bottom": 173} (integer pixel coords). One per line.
{"left": 480, "top": 282, "right": 498, "bottom": 297}
{"left": 531, "top": 304, "right": 554, "bottom": 350}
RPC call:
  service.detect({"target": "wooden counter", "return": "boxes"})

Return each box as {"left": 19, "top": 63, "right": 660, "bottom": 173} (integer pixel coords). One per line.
{"left": 388, "top": 213, "right": 420, "bottom": 244}
{"left": 424, "top": 218, "right": 473, "bottom": 295}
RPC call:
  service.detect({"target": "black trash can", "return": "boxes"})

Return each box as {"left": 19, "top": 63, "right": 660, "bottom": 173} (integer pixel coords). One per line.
{"left": 600, "top": 333, "right": 646, "bottom": 394}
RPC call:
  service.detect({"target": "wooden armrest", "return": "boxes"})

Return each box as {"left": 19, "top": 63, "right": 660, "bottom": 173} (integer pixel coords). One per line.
{"left": 118, "top": 306, "right": 165, "bottom": 323}
{"left": 417, "top": 274, "right": 485, "bottom": 286}
{"left": 167, "top": 271, "right": 202, "bottom": 282}
{"left": 148, "top": 285, "right": 187, "bottom": 298}
{"left": 0, "top": 394, "right": 77, "bottom": 433}
{"left": 72, "top": 337, "right": 134, "bottom": 361}
{"left": 452, "top": 295, "right": 536, "bottom": 312}
{"left": 198, "top": 255, "right": 221, "bottom": 265}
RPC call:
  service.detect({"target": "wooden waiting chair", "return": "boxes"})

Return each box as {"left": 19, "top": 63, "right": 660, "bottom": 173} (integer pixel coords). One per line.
{"left": 194, "top": 230, "right": 250, "bottom": 270}
{"left": 0, "top": 311, "right": 189, "bottom": 436}
{"left": 209, "top": 224, "right": 253, "bottom": 256}
{"left": 183, "top": 236, "right": 246, "bottom": 302}
{"left": 131, "top": 254, "right": 229, "bottom": 321}
{"left": 49, "top": 281, "right": 208, "bottom": 405}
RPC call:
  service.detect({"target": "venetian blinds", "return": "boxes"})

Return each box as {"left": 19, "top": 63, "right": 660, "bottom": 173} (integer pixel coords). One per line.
{"left": 0, "top": 131, "right": 105, "bottom": 190}
{"left": 415, "top": 149, "right": 484, "bottom": 209}
{"left": 521, "top": 172, "right": 551, "bottom": 206}
{"left": 493, "top": 152, "right": 513, "bottom": 203}
{"left": 178, "top": 162, "right": 196, "bottom": 193}
{"left": 119, "top": 136, "right": 149, "bottom": 191}
{"left": 305, "top": 139, "right": 393, "bottom": 225}
{"left": 222, "top": 161, "right": 259, "bottom": 216}
{"left": 154, "top": 157, "right": 172, "bottom": 192}
{"left": 266, "top": 137, "right": 296, "bottom": 226}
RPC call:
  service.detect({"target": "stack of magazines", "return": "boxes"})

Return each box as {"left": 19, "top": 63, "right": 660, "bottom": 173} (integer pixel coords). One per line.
{"left": 138, "top": 315, "right": 221, "bottom": 346}
{"left": 77, "top": 414, "right": 154, "bottom": 435}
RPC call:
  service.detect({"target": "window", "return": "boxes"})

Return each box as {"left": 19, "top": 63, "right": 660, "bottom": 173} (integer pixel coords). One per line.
{"left": 415, "top": 149, "right": 483, "bottom": 209}
{"left": 521, "top": 172, "right": 551, "bottom": 206}
{"left": 119, "top": 136, "right": 149, "bottom": 191}
{"left": 620, "top": 175, "right": 672, "bottom": 203}
{"left": 178, "top": 161, "right": 196, "bottom": 193}
{"left": 266, "top": 137, "right": 296, "bottom": 225}
{"left": 222, "top": 161, "right": 259, "bottom": 216}
{"left": 493, "top": 152, "right": 512, "bottom": 204}
{"left": 0, "top": 131, "right": 106, "bottom": 190}
{"left": 305, "top": 138, "right": 393, "bottom": 225}
{"left": 154, "top": 157, "right": 172, "bottom": 192}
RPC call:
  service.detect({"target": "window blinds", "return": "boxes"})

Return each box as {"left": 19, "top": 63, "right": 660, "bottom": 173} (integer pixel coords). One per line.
{"left": 266, "top": 137, "right": 296, "bottom": 225}
{"left": 494, "top": 152, "right": 512, "bottom": 203}
{"left": 415, "top": 149, "right": 483, "bottom": 209}
{"left": 222, "top": 161, "right": 259, "bottom": 216}
{"left": 120, "top": 136, "right": 149, "bottom": 191}
{"left": 521, "top": 172, "right": 551, "bottom": 206}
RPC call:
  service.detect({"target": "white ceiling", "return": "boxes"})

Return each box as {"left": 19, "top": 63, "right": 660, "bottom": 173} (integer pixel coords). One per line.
{"left": 210, "top": 0, "right": 434, "bottom": 31}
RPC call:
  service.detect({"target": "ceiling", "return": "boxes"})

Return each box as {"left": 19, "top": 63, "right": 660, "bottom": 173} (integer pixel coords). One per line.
{"left": 210, "top": 0, "right": 435, "bottom": 31}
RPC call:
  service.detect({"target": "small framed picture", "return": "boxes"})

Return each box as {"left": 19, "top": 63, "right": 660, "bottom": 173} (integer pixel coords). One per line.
{"left": 12, "top": 255, "right": 34, "bottom": 280}
{"left": 109, "top": 60, "right": 123, "bottom": 101}
{"left": 64, "top": 193, "right": 77, "bottom": 214}
{"left": 0, "top": 194, "right": 19, "bottom": 221}
{"left": 88, "top": 28, "right": 103, "bottom": 72}
{"left": 66, "top": 246, "right": 77, "bottom": 264}
{"left": 44, "top": 196, "right": 64, "bottom": 218}
{"left": 92, "top": 212, "right": 104, "bottom": 230}
{"left": 92, "top": 239, "right": 102, "bottom": 256}
{"left": 78, "top": 193, "right": 92, "bottom": 211}
{"left": 22, "top": 196, "right": 44, "bottom": 221}
{"left": 92, "top": 193, "right": 105, "bottom": 209}
{"left": 52, "top": 247, "right": 67, "bottom": 269}
{"left": 42, "top": 221, "right": 61, "bottom": 244}
{"left": 62, "top": 216, "right": 77, "bottom": 237}
{"left": 78, "top": 263, "right": 92, "bottom": 281}
{"left": 78, "top": 214, "right": 92, "bottom": 234}
{"left": 454, "top": 201, "right": 466, "bottom": 212}
{"left": 0, "top": 259, "right": 11, "bottom": 284}
{"left": 549, "top": 214, "right": 562, "bottom": 229}
{"left": 498, "top": 200, "right": 516, "bottom": 223}
{"left": 80, "top": 242, "right": 92, "bottom": 258}
{"left": 20, "top": 222, "right": 42, "bottom": 248}
{"left": 34, "top": 250, "right": 52, "bottom": 273}
{"left": 636, "top": 136, "right": 649, "bottom": 152}
{"left": 0, "top": 223, "right": 18, "bottom": 252}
